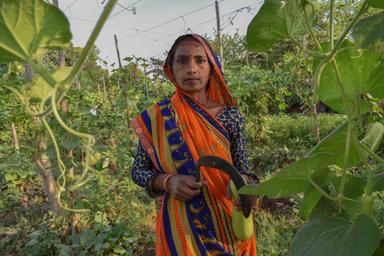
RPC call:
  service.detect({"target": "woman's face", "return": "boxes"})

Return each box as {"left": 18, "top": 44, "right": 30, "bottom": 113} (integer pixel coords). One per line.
{"left": 172, "top": 39, "right": 211, "bottom": 94}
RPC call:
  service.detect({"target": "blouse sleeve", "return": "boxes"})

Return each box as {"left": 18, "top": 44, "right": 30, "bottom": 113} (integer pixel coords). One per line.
{"left": 217, "top": 106, "right": 258, "bottom": 183}
{"left": 131, "top": 142, "right": 163, "bottom": 198}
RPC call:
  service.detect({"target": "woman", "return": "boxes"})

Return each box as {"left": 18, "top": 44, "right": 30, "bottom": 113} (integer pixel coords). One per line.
{"left": 131, "top": 34, "right": 257, "bottom": 255}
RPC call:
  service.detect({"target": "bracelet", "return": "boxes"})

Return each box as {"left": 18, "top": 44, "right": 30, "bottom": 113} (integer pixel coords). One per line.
{"left": 163, "top": 173, "right": 176, "bottom": 193}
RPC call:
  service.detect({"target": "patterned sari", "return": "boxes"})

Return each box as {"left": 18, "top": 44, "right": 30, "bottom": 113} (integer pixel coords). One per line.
{"left": 131, "top": 34, "right": 256, "bottom": 255}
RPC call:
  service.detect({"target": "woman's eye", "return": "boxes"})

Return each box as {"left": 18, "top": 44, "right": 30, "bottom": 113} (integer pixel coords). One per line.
{"left": 177, "top": 58, "right": 187, "bottom": 64}
{"left": 196, "top": 58, "right": 206, "bottom": 64}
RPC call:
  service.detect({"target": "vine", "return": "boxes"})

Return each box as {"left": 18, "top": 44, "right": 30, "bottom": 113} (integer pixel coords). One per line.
{"left": 0, "top": 0, "right": 118, "bottom": 212}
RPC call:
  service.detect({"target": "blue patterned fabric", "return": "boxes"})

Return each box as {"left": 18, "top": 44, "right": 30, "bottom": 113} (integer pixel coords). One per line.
{"left": 131, "top": 105, "right": 255, "bottom": 197}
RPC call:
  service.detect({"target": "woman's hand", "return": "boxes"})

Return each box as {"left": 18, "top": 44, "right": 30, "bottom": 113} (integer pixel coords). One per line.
{"left": 233, "top": 196, "right": 259, "bottom": 211}
{"left": 226, "top": 174, "right": 260, "bottom": 211}
{"left": 167, "top": 174, "right": 207, "bottom": 201}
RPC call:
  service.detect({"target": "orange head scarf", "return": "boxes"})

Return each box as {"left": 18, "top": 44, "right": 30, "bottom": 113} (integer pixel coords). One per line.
{"left": 163, "top": 34, "right": 236, "bottom": 107}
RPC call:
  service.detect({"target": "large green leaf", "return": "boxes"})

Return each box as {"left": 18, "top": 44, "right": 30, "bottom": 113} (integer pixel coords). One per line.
{"left": 0, "top": 0, "right": 72, "bottom": 62}
{"left": 239, "top": 153, "right": 332, "bottom": 198}
{"left": 369, "top": 0, "right": 384, "bottom": 9}
{"left": 372, "top": 171, "right": 384, "bottom": 192}
{"left": 301, "top": 172, "right": 366, "bottom": 219}
{"left": 290, "top": 203, "right": 381, "bottom": 256}
{"left": 340, "top": 175, "right": 366, "bottom": 217}
{"left": 246, "top": 0, "right": 313, "bottom": 52}
{"left": 317, "top": 41, "right": 384, "bottom": 115}
{"left": 374, "top": 240, "right": 384, "bottom": 256}
{"left": 24, "top": 67, "right": 71, "bottom": 102}
{"left": 361, "top": 122, "right": 384, "bottom": 152}
{"left": 299, "top": 185, "right": 322, "bottom": 219}
{"left": 353, "top": 12, "right": 384, "bottom": 51}
{"left": 309, "top": 122, "right": 365, "bottom": 168}
{"left": 299, "top": 166, "right": 332, "bottom": 219}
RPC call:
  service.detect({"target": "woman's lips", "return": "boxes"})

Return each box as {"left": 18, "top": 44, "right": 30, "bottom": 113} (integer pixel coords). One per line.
{"left": 184, "top": 78, "right": 200, "bottom": 82}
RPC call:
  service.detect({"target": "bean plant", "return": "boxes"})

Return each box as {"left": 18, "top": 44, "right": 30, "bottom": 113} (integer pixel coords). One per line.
{"left": 0, "top": 0, "right": 118, "bottom": 212}
{"left": 240, "top": 0, "right": 384, "bottom": 255}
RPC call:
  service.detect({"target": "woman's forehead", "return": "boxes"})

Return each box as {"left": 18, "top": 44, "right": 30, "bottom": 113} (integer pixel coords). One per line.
{"left": 174, "top": 39, "right": 207, "bottom": 56}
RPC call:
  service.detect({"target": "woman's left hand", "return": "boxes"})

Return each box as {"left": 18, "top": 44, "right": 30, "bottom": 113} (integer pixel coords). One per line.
{"left": 233, "top": 196, "right": 260, "bottom": 211}
{"left": 226, "top": 174, "right": 260, "bottom": 211}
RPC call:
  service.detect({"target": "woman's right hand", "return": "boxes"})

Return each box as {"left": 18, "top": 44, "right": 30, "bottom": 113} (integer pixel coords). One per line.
{"left": 166, "top": 175, "right": 207, "bottom": 201}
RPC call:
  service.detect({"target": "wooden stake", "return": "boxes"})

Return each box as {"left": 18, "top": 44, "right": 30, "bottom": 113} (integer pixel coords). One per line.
{"left": 215, "top": 0, "right": 224, "bottom": 70}
{"left": 11, "top": 123, "right": 20, "bottom": 151}
{"left": 114, "top": 35, "right": 123, "bottom": 69}
{"left": 52, "top": 0, "right": 65, "bottom": 67}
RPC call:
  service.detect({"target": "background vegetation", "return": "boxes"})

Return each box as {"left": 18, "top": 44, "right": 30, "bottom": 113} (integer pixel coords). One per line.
{"left": 0, "top": 0, "right": 383, "bottom": 255}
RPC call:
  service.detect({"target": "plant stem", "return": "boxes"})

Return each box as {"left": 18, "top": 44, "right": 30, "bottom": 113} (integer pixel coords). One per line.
{"left": 331, "top": 60, "right": 350, "bottom": 116}
{"left": 29, "top": 61, "right": 56, "bottom": 86}
{"left": 51, "top": 89, "right": 95, "bottom": 185}
{"left": 303, "top": 5, "right": 324, "bottom": 143}
{"left": 338, "top": 121, "right": 352, "bottom": 209}
{"left": 63, "top": 0, "right": 118, "bottom": 86}
{"left": 304, "top": 4, "right": 323, "bottom": 53}
{"left": 41, "top": 117, "right": 67, "bottom": 190}
{"left": 341, "top": 196, "right": 360, "bottom": 203}
{"left": 328, "top": 0, "right": 369, "bottom": 60}
{"left": 312, "top": 0, "right": 369, "bottom": 107}
{"left": 360, "top": 142, "right": 384, "bottom": 165}
{"left": 51, "top": 89, "right": 95, "bottom": 143}
{"left": 309, "top": 175, "right": 337, "bottom": 202}
{"left": 312, "top": 59, "right": 327, "bottom": 104}
{"left": 329, "top": 0, "right": 335, "bottom": 50}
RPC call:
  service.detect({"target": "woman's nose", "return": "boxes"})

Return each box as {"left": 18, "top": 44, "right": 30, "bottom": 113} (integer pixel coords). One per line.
{"left": 186, "top": 60, "right": 197, "bottom": 73}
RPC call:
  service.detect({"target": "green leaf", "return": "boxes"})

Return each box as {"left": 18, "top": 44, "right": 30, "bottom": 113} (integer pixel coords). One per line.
{"left": 369, "top": 0, "right": 384, "bottom": 9}
{"left": 299, "top": 186, "right": 322, "bottom": 219}
{"left": 372, "top": 172, "right": 384, "bottom": 192}
{"left": 239, "top": 153, "right": 331, "bottom": 198}
{"left": 80, "top": 228, "right": 96, "bottom": 247}
{"left": 299, "top": 166, "right": 332, "bottom": 219}
{"left": 309, "top": 122, "right": 365, "bottom": 168}
{"left": 290, "top": 209, "right": 381, "bottom": 256}
{"left": 317, "top": 41, "right": 384, "bottom": 115}
{"left": 246, "top": 0, "right": 313, "bottom": 52}
{"left": 374, "top": 240, "right": 384, "bottom": 256}
{"left": 5, "top": 173, "right": 19, "bottom": 182}
{"left": 353, "top": 12, "right": 384, "bottom": 51}
{"left": 24, "top": 67, "right": 71, "bottom": 102}
{"left": 0, "top": 0, "right": 72, "bottom": 62}
{"left": 340, "top": 175, "right": 366, "bottom": 217}
{"left": 342, "top": 175, "right": 366, "bottom": 199}
{"left": 361, "top": 122, "right": 384, "bottom": 152}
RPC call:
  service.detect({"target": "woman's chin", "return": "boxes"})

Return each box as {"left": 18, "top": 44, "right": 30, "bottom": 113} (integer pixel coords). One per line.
{"left": 180, "top": 85, "right": 205, "bottom": 93}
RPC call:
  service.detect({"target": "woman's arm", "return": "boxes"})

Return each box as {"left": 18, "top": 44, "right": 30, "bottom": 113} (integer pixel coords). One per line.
{"left": 217, "top": 106, "right": 259, "bottom": 209}
{"left": 218, "top": 106, "right": 258, "bottom": 182}
{"left": 131, "top": 143, "right": 164, "bottom": 198}
{"left": 131, "top": 142, "right": 205, "bottom": 200}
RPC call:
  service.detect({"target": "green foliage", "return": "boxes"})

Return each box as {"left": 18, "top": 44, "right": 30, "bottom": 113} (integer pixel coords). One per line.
{"left": 247, "top": 114, "right": 347, "bottom": 175}
{"left": 0, "top": 0, "right": 72, "bottom": 62}
{"left": 369, "top": 0, "right": 384, "bottom": 9}
{"left": 254, "top": 209, "right": 302, "bottom": 256}
{"left": 245, "top": 0, "right": 384, "bottom": 255}
{"left": 247, "top": 0, "right": 313, "bottom": 52}
{"left": 317, "top": 41, "right": 384, "bottom": 116}
{"left": 291, "top": 201, "right": 381, "bottom": 256}
{"left": 205, "top": 32, "right": 249, "bottom": 68}
{"left": 2, "top": 0, "right": 384, "bottom": 255}
{"left": 0, "top": 0, "right": 120, "bottom": 214}
{"left": 353, "top": 11, "right": 384, "bottom": 50}
{"left": 228, "top": 65, "right": 298, "bottom": 116}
